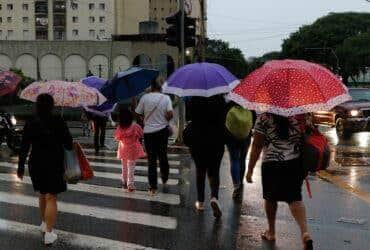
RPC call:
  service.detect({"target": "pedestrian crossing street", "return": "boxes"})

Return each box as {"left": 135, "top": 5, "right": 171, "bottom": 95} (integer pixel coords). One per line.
{"left": 0, "top": 140, "right": 187, "bottom": 249}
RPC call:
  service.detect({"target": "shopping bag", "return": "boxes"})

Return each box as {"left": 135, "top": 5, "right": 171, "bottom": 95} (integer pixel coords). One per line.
{"left": 74, "top": 142, "right": 94, "bottom": 180}
{"left": 64, "top": 146, "right": 81, "bottom": 184}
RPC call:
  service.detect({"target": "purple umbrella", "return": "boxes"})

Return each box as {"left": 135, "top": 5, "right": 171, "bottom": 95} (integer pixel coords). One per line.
{"left": 162, "top": 63, "right": 239, "bottom": 97}
{"left": 81, "top": 76, "right": 106, "bottom": 90}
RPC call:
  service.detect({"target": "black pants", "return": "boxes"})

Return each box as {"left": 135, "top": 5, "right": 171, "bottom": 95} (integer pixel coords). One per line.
{"left": 191, "top": 144, "right": 224, "bottom": 202}
{"left": 93, "top": 118, "right": 106, "bottom": 152}
{"left": 144, "top": 128, "right": 169, "bottom": 189}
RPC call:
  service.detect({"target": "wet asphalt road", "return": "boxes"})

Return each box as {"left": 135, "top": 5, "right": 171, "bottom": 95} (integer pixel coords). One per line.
{"left": 0, "top": 125, "right": 369, "bottom": 249}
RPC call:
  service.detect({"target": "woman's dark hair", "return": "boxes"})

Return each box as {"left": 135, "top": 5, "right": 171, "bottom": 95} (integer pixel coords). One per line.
{"left": 151, "top": 79, "right": 162, "bottom": 92}
{"left": 272, "top": 114, "right": 290, "bottom": 140}
{"left": 36, "top": 94, "right": 54, "bottom": 118}
{"left": 118, "top": 107, "right": 133, "bottom": 129}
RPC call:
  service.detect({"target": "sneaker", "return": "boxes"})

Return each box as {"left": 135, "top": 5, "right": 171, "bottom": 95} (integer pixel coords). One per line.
{"left": 44, "top": 231, "right": 58, "bottom": 245}
{"left": 194, "top": 201, "right": 205, "bottom": 211}
{"left": 210, "top": 198, "right": 222, "bottom": 218}
{"left": 40, "top": 221, "right": 46, "bottom": 233}
{"left": 148, "top": 188, "right": 157, "bottom": 196}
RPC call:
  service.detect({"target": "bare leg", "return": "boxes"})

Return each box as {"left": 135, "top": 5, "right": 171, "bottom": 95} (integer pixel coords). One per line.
{"left": 265, "top": 200, "right": 278, "bottom": 237}
{"left": 289, "top": 201, "right": 311, "bottom": 242}
{"left": 45, "top": 194, "right": 58, "bottom": 232}
{"left": 39, "top": 194, "right": 46, "bottom": 222}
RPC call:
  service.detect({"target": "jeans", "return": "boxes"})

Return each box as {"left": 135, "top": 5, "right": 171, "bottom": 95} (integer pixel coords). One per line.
{"left": 144, "top": 128, "right": 169, "bottom": 189}
{"left": 226, "top": 137, "right": 251, "bottom": 186}
{"left": 191, "top": 144, "right": 224, "bottom": 202}
{"left": 93, "top": 118, "right": 107, "bottom": 152}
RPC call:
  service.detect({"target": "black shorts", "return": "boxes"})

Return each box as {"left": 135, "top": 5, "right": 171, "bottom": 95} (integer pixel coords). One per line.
{"left": 261, "top": 158, "right": 305, "bottom": 203}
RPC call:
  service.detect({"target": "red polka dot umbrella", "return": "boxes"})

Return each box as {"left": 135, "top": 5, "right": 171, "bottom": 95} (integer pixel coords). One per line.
{"left": 228, "top": 59, "right": 351, "bottom": 117}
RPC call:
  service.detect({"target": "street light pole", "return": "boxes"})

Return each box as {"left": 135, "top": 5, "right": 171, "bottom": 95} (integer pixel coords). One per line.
{"left": 305, "top": 47, "right": 340, "bottom": 72}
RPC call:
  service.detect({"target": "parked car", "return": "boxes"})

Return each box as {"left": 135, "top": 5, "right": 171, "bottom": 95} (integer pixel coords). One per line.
{"left": 313, "top": 88, "right": 370, "bottom": 137}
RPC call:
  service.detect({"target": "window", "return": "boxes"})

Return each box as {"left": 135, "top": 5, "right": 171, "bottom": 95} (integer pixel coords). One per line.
{"left": 72, "top": 29, "right": 78, "bottom": 36}
{"left": 99, "top": 29, "right": 105, "bottom": 37}
{"left": 23, "top": 17, "right": 29, "bottom": 23}
{"left": 23, "top": 30, "right": 29, "bottom": 38}
{"left": 89, "top": 29, "right": 95, "bottom": 37}
{"left": 99, "top": 3, "right": 105, "bottom": 10}
{"left": 7, "top": 4, "right": 13, "bottom": 10}
{"left": 0, "top": 30, "right": 2, "bottom": 37}
{"left": 161, "top": 8, "right": 164, "bottom": 11}
{"left": 8, "top": 30, "right": 14, "bottom": 38}
{"left": 71, "top": 2, "right": 78, "bottom": 10}
{"left": 89, "top": 16, "right": 95, "bottom": 23}
{"left": 0, "top": 17, "right": 2, "bottom": 23}
{"left": 0, "top": 4, "right": 2, "bottom": 10}
{"left": 89, "top": 3, "right": 95, "bottom": 10}
{"left": 23, "top": 3, "right": 29, "bottom": 11}
{"left": 99, "top": 16, "right": 105, "bottom": 23}
{"left": 7, "top": 17, "right": 12, "bottom": 23}
{"left": 72, "top": 16, "right": 78, "bottom": 23}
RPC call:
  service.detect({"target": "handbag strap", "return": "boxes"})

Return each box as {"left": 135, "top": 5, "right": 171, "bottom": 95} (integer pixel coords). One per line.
{"left": 144, "top": 95, "right": 165, "bottom": 123}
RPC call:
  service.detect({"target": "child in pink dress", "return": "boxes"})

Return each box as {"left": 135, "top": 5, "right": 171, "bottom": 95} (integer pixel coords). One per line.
{"left": 114, "top": 108, "right": 145, "bottom": 192}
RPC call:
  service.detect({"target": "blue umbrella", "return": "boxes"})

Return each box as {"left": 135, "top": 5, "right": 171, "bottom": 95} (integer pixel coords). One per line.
{"left": 84, "top": 101, "right": 115, "bottom": 118}
{"left": 81, "top": 76, "right": 107, "bottom": 90}
{"left": 101, "top": 67, "right": 159, "bottom": 102}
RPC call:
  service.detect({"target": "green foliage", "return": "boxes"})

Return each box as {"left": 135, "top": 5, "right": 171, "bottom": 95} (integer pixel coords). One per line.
{"left": 281, "top": 12, "right": 370, "bottom": 83}
{"left": 246, "top": 51, "right": 282, "bottom": 74}
{"left": 205, "top": 39, "right": 249, "bottom": 78}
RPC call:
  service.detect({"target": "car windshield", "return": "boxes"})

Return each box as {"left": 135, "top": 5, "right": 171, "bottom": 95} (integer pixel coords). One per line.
{"left": 349, "top": 89, "right": 370, "bottom": 102}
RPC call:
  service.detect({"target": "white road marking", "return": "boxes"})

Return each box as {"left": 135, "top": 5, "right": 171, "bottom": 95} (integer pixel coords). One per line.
{"left": 0, "top": 162, "right": 179, "bottom": 185}
{"left": 89, "top": 161, "right": 180, "bottom": 174}
{"left": 0, "top": 191, "right": 177, "bottom": 230}
{"left": 0, "top": 174, "right": 180, "bottom": 205}
{"left": 0, "top": 218, "right": 160, "bottom": 250}
{"left": 86, "top": 155, "right": 181, "bottom": 166}
{"left": 83, "top": 148, "right": 180, "bottom": 158}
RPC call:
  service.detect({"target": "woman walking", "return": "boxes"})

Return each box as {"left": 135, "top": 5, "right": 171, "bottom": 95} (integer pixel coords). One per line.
{"left": 246, "top": 113, "right": 313, "bottom": 249}
{"left": 187, "top": 95, "right": 227, "bottom": 218}
{"left": 17, "top": 94, "right": 73, "bottom": 245}
{"left": 115, "top": 107, "right": 145, "bottom": 192}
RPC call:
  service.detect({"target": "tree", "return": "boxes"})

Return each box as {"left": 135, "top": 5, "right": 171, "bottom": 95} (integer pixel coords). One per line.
{"left": 205, "top": 39, "right": 249, "bottom": 78}
{"left": 282, "top": 12, "right": 370, "bottom": 83}
{"left": 246, "top": 51, "right": 282, "bottom": 74}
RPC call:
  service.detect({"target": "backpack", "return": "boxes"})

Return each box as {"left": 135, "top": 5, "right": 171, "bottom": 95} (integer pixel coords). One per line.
{"left": 301, "top": 128, "right": 330, "bottom": 173}
{"left": 225, "top": 106, "right": 253, "bottom": 141}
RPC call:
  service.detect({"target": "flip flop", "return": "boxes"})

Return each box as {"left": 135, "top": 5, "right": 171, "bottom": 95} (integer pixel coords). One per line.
{"left": 302, "top": 233, "right": 313, "bottom": 250}
{"left": 261, "top": 231, "right": 276, "bottom": 242}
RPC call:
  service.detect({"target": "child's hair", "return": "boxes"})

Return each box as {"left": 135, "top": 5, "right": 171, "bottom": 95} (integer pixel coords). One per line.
{"left": 118, "top": 107, "right": 133, "bottom": 129}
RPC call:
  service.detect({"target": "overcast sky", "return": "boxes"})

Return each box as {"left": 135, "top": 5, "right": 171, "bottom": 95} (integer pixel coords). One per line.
{"left": 208, "top": 0, "right": 369, "bottom": 58}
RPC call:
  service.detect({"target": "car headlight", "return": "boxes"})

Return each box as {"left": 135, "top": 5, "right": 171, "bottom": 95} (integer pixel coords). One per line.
{"left": 349, "top": 110, "right": 360, "bottom": 117}
{"left": 10, "top": 115, "right": 17, "bottom": 126}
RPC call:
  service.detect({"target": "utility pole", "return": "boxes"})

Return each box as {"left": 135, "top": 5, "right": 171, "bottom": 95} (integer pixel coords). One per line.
{"left": 98, "top": 64, "right": 103, "bottom": 78}
{"left": 199, "top": 0, "right": 206, "bottom": 62}
{"left": 177, "top": 0, "right": 186, "bottom": 143}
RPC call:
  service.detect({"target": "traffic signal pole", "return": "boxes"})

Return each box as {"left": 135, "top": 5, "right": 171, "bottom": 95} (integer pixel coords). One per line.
{"left": 177, "top": 0, "right": 186, "bottom": 143}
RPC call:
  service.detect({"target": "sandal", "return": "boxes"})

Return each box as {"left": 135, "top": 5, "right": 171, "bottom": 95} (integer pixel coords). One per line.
{"left": 261, "top": 230, "right": 276, "bottom": 242}
{"left": 302, "top": 233, "right": 313, "bottom": 250}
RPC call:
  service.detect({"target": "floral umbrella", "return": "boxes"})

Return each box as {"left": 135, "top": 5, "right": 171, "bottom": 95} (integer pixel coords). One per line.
{"left": 228, "top": 59, "right": 351, "bottom": 117}
{"left": 20, "top": 80, "right": 107, "bottom": 107}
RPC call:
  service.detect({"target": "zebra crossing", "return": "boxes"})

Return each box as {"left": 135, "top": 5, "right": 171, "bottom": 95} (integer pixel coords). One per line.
{"left": 0, "top": 141, "right": 186, "bottom": 249}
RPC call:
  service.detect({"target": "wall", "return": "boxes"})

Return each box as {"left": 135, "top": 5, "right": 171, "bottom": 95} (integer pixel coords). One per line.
{"left": 0, "top": 40, "right": 178, "bottom": 80}
{"left": 116, "top": 0, "right": 149, "bottom": 35}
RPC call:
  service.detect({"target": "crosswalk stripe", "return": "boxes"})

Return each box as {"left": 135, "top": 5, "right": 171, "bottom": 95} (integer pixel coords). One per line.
{"left": 82, "top": 148, "right": 180, "bottom": 158}
{"left": 0, "top": 191, "right": 177, "bottom": 230}
{"left": 93, "top": 171, "right": 179, "bottom": 185}
{"left": 86, "top": 155, "right": 181, "bottom": 166}
{"left": 0, "top": 218, "right": 160, "bottom": 250}
{"left": 89, "top": 161, "right": 180, "bottom": 174}
{"left": 0, "top": 174, "right": 181, "bottom": 205}
{"left": 0, "top": 162, "right": 179, "bottom": 185}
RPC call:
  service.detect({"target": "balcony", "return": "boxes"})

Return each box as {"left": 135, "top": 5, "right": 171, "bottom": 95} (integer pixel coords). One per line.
{"left": 53, "top": 16, "right": 66, "bottom": 27}
{"left": 53, "top": 2, "right": 66, "bottom": 14}
{"left": 35, "top": 1, "right": 48, "bottom": 15}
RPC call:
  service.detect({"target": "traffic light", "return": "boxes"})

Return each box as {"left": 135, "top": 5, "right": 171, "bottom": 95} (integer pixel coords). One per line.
{"left": 165, "top": 11, "right": 197, "bottom": 49}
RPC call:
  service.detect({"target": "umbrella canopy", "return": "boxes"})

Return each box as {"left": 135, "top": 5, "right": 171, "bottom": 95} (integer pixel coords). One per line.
{"left": 0, "top": 71, "right": 22, "bottom": 97}
{"left": 162, "top": 63, "right": 239, "bottom": 97}
{"left": 84, "top": 101, "right": 115, "bottom": 118}
{"left": 228, "top": 59, "right": 351, "bottom": 117}
{"left": 81, "top": 76, "right": 106, "bottom": 90}
{"left": 20, "top": 80, "right": 107, "bottom": 107}
{"left": 101, "top": 67, "right": 159, "bottom": 102}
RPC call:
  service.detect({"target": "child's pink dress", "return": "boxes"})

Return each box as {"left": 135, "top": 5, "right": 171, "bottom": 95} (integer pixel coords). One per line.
{"left": 114, "top": 123, "right": 145, "bottom": 189}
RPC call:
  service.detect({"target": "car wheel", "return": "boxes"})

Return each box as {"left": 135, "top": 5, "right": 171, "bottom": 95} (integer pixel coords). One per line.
{"left": 335, "top": 118, "right": 350, "bottom": 138}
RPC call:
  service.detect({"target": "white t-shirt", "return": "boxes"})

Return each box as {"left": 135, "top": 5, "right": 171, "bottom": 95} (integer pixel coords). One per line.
{"left": 135, "top": 92, "right": 173, "bottom": 134}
